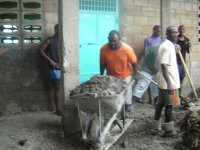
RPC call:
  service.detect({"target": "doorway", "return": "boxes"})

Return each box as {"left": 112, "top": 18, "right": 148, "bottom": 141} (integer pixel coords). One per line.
{"left": 79, "top": 0, "right": 119, "bottom": 82}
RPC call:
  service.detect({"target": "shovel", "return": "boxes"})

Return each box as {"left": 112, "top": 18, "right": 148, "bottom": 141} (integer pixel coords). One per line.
{"left": 177, "top": 50, "right": 199, "bottom": 101}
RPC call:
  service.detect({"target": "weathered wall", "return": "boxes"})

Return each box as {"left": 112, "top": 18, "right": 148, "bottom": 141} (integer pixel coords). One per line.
{"left": 58, "top": 0, "right": 80, "bottom": 104}
{"left": 1, "top": 0, "right": 199, "bottom": 114}
{"left": 0, "top": 0, "right": 58, "bottom": 114}
{"left": 119, "top": 0, "right": 199, "bottom": 96}
{"left": 119, "top": 0, "right": 161, "bottom": 56}
{"left": 43, "top": 0, "right": 58, "bottom": 37}
{"left": 170, "top": 0, "right": 199, "bottom": 96}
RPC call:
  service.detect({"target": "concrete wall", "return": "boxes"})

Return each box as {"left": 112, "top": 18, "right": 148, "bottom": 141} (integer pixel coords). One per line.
{"left": 119, "top": 0, "right": 200, "bottom": 96}
{"left": 0, "top": 0, "right": 58, "bottom": 114}
{"left": 43, "top": 0, "right": 58, "bottom": 37}
{"left": 119, "top": 0, "right": 161, "bottom": 56}
{"left": 58, "top": 0, "right": 80, "bottom": 104}
{"left": 170, "top": 0, "right": 199, "bottom": 96}
{"left": 0, "top": 0, "right": 199, "bottom": 114}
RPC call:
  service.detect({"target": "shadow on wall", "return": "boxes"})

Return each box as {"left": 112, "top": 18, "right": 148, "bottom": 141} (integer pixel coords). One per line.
{"left": 0, "top": 47, "right": 53, "bottom": 115}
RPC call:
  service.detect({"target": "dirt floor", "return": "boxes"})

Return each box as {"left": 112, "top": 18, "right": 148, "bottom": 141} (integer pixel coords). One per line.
{"left": 0, "top": 101, "right": 189, "bottom": 150}
{"left": 110, "top": 103, "right": 186, "bottom": 150}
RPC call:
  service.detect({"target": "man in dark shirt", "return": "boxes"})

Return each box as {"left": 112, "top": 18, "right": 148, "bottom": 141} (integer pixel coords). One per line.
{"left": 176, "top": 25, "right": 191, "bottom": 103}
{"left": 38, "top": 24, "right": 61, "bottom": 115}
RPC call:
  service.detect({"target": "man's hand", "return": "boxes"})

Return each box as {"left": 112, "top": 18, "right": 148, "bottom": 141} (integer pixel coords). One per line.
{"left": 100, "top": 64, "right": 106, "bottom": 75}
{"left": 50, "top": 60, "right": 60, "bottom": 68}
{"left": 175, "top": 44, "right": 181, "bottom": 53}
{"left": 132, "top": 73, "right": 138, "bottom": 80}
{"left": 188, "top": 41, "right": 191, "bottom": 48}
{"left": 161, "top": 64, "right": 173, "bottom": 94}
{"left": 131, "top": 63, "right": 138, "bottom": 79}
{"left": 167, "top": 83, "right": 173, "bottom": 94}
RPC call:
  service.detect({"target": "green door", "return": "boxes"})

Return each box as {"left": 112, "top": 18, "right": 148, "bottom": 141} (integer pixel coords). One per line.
{"left": 79, "top": 0, "right": 118, "bottom": 82}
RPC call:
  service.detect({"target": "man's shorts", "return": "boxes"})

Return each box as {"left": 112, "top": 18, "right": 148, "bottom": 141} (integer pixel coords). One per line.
{"left": 178, "top": 64, "right": 185, "bottom": 79}
{"left": 122, "top": 75, "right": 134, "bottom": 105}
{"left": 49, "top": 69, "right": 61, "bottom": 90}
{"left": 158, "top": 88, "right": 173, "bottom": 106}
{"left": 52, "top": 79, "right": 60, "bottom": 90}
{"left": 132, "top": 71, "right": 158, "bottom": 98}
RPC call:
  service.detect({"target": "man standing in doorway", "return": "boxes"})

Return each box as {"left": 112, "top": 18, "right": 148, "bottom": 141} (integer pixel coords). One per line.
{"left": 38, "top": 24, "right": 61, "bottom": 115}
{"left": 100, "top": 30, "right": 138, "bottom": 113}
{"left": 152, "top": 26, "right": 180, "bottom": 137}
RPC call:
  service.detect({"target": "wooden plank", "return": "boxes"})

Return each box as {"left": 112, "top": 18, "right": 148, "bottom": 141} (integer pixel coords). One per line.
{"left": 99, "top": 119, "right": 134, "bottom": 150}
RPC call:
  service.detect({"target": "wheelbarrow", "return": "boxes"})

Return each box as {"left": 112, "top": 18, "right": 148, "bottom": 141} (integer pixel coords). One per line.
{"left": 70, "top": 80, "right": 134, "bottom": 150}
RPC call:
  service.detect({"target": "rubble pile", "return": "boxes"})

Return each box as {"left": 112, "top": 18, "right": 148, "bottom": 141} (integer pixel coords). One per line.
{"left": 181, "top": 88, "right": 200, "bottom": 109}
{"left": 180, "top": 110, "right": 200, "bottom": 150}
{"left": 70, "top": 75, "right": 128, "bottom": 96}
{"left": 188, "top": 87, "right": 200, "bottom": 102}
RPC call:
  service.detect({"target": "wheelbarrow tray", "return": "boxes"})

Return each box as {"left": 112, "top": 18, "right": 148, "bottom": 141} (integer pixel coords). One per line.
{"left": 70, "top": 85, "right": 129, "bottom": 114}
{"left": 70, "top": 80, "right": 134, "bottom": 149}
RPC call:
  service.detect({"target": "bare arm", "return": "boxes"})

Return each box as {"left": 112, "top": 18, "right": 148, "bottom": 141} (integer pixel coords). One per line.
{"left": 137, "top": 50, "right": 144, "bottom": 62}
{"left": 100, "top": 64, "right": 106, "bottom": 75}
{"left": 132, "top": 63, "right": 138, "bottom": 79}
{"left": 187, "top": 39, "right": 191, "bottom": 54}
{"left": 161, "top": 64, "right": 173, "bottom": 94}
{"left": 38, "top": 39, "right": 59, "bottom": 68}
{"left": 139, "top": 38, "right": 148, "bottom": 62}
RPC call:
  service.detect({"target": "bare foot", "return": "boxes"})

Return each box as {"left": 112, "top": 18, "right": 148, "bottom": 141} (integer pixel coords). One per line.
{"left": 56, "top": 110, "right": 61, "bottom": 116}
{"left": 52, "top": 110, "right": 61, "bottom": 116}
{"left": 148, "top": 100, "right": 153, "bottom": 105}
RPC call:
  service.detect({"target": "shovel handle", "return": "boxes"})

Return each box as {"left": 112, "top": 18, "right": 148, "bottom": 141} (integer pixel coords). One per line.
{"left": 178, "top": 50, "right": 199, "bottom": 101}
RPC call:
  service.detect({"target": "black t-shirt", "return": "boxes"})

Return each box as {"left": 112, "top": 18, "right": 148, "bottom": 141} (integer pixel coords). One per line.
{"left": 47, "top": 36, "right": 59, "bottom": 69}
{"left": 176, "top": 36, "right": 190, "bottom": 64}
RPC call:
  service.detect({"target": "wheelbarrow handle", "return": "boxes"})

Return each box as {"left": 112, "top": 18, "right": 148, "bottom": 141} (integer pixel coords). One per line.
{"left": 137, "top": 71, "right": 158, "bottom": 86}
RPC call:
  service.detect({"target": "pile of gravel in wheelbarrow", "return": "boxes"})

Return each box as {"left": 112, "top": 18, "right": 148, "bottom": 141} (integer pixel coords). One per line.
{"left": 179, "top": 109, "right": 200, "bottom": 150}
{"left": 70, "top": 75, "right": 128, "bottom": 96}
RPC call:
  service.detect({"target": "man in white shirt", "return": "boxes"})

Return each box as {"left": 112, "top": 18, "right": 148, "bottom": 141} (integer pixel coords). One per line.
{"left": 151, "top": 26, "right": 180, "bottom": 137}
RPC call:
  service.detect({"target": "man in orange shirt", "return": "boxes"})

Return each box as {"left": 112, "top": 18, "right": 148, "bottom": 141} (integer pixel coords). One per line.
{"left": 100, "top": 30, "right": 138, "bottom": 112}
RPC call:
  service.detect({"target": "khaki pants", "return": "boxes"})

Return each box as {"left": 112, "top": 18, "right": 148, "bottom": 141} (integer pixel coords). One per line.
{"left": 122, "top": 75, "right": 134, "bottom": 105}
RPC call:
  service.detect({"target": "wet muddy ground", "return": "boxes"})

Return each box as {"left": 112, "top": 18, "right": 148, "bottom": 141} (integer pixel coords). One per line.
{"left": 0, "top": 102, "right": 190, "bottom": 150}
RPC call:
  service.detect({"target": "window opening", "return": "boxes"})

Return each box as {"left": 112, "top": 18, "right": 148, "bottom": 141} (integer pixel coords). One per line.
{"left": 24, "top": 13, "right": 41, "bottom": 20}
{"left": 0, "top": 24, "right": 18, "bottom": 33}
{"left": 0, "top": 1, "right": 18, "bottom": 9}
{"left": 24, "top": 25, "right": 41, "bottom": 32}
{"left": 23, "top": 2, "right": 41, "bottom": 9}
{"left": 79, "top": 0, "right": 116, "bottom": 12}
{"left": 1, "top": 36, "right": 19, "bottom": 44}
{"left": 0, "top": 0, "right": 43, "bottom": 46}
{"left": 24, "top": 36, "right": 42, "bottom": 44}
{"left": 0, "top": 13, "right": 18, "bottom": 21}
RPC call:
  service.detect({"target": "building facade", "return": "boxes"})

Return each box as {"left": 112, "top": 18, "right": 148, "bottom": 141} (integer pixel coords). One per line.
{"left": 0, "top": 0, "right": 199, "bottom": 113}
